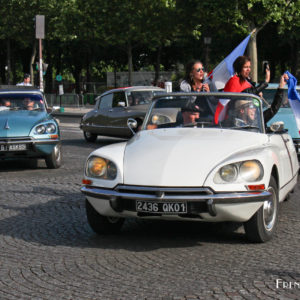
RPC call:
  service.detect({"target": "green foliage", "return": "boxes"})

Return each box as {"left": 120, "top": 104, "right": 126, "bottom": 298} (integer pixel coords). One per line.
{"left": 0, "top": 0, "right": 299, "bottom": 86}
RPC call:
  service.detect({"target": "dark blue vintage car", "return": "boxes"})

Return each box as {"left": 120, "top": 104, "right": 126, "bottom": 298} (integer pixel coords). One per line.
{"left": 0, "top": 87, "right": 61, "bottom": 168}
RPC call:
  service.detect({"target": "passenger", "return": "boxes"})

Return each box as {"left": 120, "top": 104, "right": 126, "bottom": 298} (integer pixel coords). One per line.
{"left": 23, "top": 98, "right": 35, "bottom": 110}
{"left": 180, "top": 60, "right": 210, "bottom": 92}
{"left": 147, "top": 102, "right": 202, "bottom": 130}
{"left": 233, "top": 100, "right": 258, "bottom": 127}
{"left": 223, "top": 55, "right": 270, "bottom": 95}
{"left": 222, "top": 73, "right": 289, "bottom": 126}
{"left": 0, "top": 99, "right": 11, "bottom": 107}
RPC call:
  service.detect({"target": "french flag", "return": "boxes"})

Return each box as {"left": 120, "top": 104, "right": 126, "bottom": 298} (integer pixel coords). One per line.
{"left": 205, "top": 35, "right": 251, "bottom": 123}
{"left": 285, "top": 71, "right": 300, "bottom": 134}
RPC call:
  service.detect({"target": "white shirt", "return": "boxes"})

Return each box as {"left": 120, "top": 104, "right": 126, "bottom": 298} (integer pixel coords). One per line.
{"left": 16, "top": 82, "right": 32, "bottom": 86}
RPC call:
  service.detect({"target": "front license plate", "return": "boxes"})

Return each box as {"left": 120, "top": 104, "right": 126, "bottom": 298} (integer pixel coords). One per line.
{"left": 0, "top": 144, "right": 27, "bottom": 151}
{"left": 136, "top": 201, "right": 187, "bottom": 214}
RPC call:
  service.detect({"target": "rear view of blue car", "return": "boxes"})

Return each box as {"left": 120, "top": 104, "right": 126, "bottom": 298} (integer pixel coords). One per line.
{"left": 264, "top": 83, "right": 300, "bottom": 159}
{"left": 0, "top": 87, "right": 62, "bottom": 168}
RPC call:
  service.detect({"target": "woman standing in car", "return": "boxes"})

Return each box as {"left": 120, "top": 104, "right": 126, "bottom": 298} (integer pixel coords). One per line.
{"left": 224, "top": 55, "right": 270, "bottom": 93}
{"left": 180, "top": 60, "right": 210, "bottom": 92}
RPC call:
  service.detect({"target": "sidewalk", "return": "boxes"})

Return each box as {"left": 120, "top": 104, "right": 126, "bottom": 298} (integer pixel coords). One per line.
{"left": 52, "top": 105, "right": 93, "bottom": 117}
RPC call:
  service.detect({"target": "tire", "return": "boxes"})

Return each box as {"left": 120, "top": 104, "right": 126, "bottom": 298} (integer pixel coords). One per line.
{"left": 85, "top": 199, "right": 124, "bottom": 234}
{"left": 244, "top": 176, "right": 278, "bottom": 242}
{"left": 45, "top": 144, "right": 62, "bottom": 169}
{"left": 83, "top": 131, "right": 97, "bottom": 142}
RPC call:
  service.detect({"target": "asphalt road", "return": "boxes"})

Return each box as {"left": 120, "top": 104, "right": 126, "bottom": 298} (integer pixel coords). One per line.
{"left": 0, "top": 118, "right": 299, "bottom": 300}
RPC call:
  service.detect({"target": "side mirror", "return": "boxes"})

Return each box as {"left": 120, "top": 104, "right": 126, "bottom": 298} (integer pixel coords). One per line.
{"left": 118, "top": 101, "right": 125, "bottom": 107}
{"left": 127, "top": 118, "right": 138, "bottom": 135}
{"left": 270, "top": 121, "right": 285, "bottom": 132}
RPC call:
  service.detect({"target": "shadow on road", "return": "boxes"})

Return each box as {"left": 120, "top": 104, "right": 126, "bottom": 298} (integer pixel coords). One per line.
{"left": 0, "top": 185, "right": 248, "bottom": 251}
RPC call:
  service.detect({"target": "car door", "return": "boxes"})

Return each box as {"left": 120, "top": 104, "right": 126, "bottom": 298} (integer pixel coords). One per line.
{"left": 92, "top": 92, "right": 114, "bottom": 135}
{"left": 269, "top": 132, "right": 295, "bottom": 186}
{"left": 104, "top": 91, "right": 131, "bottom": 137}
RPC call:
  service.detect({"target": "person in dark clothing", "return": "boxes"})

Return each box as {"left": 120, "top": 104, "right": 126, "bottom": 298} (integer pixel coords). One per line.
{"left": 263, "top": 73, "right": 288, "bottom": 124}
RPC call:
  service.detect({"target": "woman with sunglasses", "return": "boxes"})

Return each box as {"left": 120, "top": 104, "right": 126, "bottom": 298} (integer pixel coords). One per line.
{"left": 180, "top": 60, "right": 210, "bottom": 92}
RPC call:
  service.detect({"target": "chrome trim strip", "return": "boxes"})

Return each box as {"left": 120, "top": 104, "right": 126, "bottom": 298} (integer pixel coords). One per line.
{"left": 81, "top": 186, "right": 271, "bottom": 204}
{"left": 0, "top": 139, "right": 59, "bottom": 145}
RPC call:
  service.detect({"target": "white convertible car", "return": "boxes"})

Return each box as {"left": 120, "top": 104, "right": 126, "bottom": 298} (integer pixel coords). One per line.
{"left": 81, "top": 92, "right": 299, "bottom": 242}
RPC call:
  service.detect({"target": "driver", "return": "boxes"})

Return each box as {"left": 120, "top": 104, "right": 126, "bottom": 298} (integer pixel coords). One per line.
{"left": 181, "top": 102, "right": 201, "bottom": 125}
{"left": 23, "top": 98, "right": 36, "bottom": 110}
{"left": 234, "top": 100, "right": 257, "bottom": 127}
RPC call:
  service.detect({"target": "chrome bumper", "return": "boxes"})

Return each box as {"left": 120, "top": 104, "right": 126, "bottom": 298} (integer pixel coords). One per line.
{"left": 81, "top": 185, "right": 271, "bottom": 217}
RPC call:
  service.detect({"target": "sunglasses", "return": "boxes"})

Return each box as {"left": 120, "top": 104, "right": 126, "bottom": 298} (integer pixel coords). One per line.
{"left": 195, "top": 67, "right": 205, "bottom": 72}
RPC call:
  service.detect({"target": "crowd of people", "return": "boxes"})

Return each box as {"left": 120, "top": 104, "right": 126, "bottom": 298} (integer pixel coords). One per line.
{"left": 178, "top": 56, "right": 289, "bottom": 127}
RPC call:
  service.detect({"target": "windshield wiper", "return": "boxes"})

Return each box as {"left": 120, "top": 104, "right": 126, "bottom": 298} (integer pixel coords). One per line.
{"left": 231, "top": 125, "right": 260, "bottom": 130}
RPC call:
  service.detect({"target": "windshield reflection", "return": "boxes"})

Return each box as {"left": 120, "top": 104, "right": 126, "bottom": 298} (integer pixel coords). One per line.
{"left": 144, "top": 94, "right": 263, "bottom": 132}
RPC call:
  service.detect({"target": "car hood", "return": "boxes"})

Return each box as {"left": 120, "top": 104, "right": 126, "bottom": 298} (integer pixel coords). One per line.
{"left": 0, "top": 110, "right": 49, "bottom": 137}
{"left": 123, "top": 128, "right": 268, "bottom": 186}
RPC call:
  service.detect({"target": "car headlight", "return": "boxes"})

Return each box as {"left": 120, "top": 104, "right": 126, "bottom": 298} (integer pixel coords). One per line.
{"left": 214, "top": 160, "right": 263, "bottom": 183}
{"left": 239, "top": 161, "right": 263, "bottom": 181}
{"left": 86, "top": 156, "right": 117, "bottom": 180}
{"left": 46, "top": 123, "right": 56, "bottom": 133}
{"left": 35, "top": 124, "right": 46, "bottom": 134}
{"left": 35, "top": 123, "right": 57, "bottom": 135}
{"left": 219, "top": 164, "right": 238, "bottom": 182}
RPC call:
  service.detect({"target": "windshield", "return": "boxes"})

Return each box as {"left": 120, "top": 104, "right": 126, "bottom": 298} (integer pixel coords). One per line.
{"left": 126, "top": 90, "right": 164, "bottom": 106}
{"left": 0, "top": 94, "right": 45, "bottom": 111}
{"left": 143, "top": 94, "right": 264, "bottom": 133}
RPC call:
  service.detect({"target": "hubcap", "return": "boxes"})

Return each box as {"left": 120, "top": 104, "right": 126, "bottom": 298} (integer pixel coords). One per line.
{"left": 54, "top": 144, "right": 61, "bottom": 162}
{"left": 263, "top": 186, "right": 277, "bottom": 231}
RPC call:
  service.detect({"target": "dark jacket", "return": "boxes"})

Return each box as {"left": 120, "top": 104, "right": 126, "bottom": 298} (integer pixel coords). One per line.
{"left": 242, "top": 83, "right": 284, "bottom": 124}
{"left": 263, "top": 88, "right": 284, "bottom": 124}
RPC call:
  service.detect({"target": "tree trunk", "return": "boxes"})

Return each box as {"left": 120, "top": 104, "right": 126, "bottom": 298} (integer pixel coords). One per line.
{"left": 291, "top": 40, "right": 299, "bottom": 77}
{"left": 127, "top": 42, "right": 133, "bottom": 86}
{"left": 248, "top": 33, "right": 258, "bottom": 83}
{"left": 30, "top": 40, "right": 37, "bottom": 86}
{"left": 6, "top": 39, "right": 11, "bottom": 85}
{"left": 86, "top": 56, "right": 91, "bottom": 92}
{"left": 73, "top": 66, "right": 81, "bottom": 94}
{"left": 154, "top": 45, "right": 162, "bottom": 85}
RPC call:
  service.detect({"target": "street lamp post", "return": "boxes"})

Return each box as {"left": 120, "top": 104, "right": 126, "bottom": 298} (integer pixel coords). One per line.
{"left": 204, "top": 37, "right": 212, "bottom": 69}
{"left": 35, "top": 15, "right": 45, "bottom": 92}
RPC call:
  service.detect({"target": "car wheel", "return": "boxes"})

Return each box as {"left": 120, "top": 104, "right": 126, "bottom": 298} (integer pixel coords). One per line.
{"left": 45, "top": 144, "right": 62, "bottom": 169}
{"left": 83, "top": 131, "right": 97, "bottom": 142}
{"left": 244, "top": 176, "right": 278, "bottom": 242}
{"left": 86, "top": 199, "right": 124, "bottom": 234}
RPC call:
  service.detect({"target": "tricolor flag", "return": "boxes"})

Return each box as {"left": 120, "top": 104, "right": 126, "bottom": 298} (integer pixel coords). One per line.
{"left": 207, "top": 34, "right": 251, "bottom": 124}
{"left": 285, "top": 71, "right": 300, "bottom": 133}
{"left": 206, "top": 34, "right": 251, "bottom": 91}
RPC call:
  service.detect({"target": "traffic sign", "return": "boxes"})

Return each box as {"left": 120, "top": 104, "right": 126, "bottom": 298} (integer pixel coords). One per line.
{"left": 56, "top": 75, "right": 62, "bottom": 81}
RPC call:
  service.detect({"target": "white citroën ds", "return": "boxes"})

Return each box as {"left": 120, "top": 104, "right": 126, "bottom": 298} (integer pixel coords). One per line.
{"left": 81, "top": 92, "right": 298, "bottom": 242}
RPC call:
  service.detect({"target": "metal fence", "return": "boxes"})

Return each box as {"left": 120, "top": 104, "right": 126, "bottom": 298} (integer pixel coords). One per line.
{"left": 45, "top": 93, "right": 98, "bottom": 107}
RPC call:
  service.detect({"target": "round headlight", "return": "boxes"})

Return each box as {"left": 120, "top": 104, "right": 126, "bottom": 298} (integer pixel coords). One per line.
{"left": 107, "top": 161, "right": 117, "bottom": 179}
{"left": 219, "top": 164, "right": 238, "bottom": 182}
{"left": 46, "top": 123, "right": 56, "bottom": 133}
{"left": 87, "top": 157, "right": 107, "bottom": 177}
{"left": 36, "top": 125, "right": 46, "bottom": 134}
{"left": 240, "top": 161, "right": 263, "bottom": 182}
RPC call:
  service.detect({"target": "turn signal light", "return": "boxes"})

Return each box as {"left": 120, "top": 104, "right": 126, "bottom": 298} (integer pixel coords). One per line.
{"left": 82, "top": 179, "right": 92, "bottom": 185}
{"left": 247, "top": 184, "right": 265, "bottom": 191}
{"left": 50, "top": 134, "right": 58, "bottom": 139}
